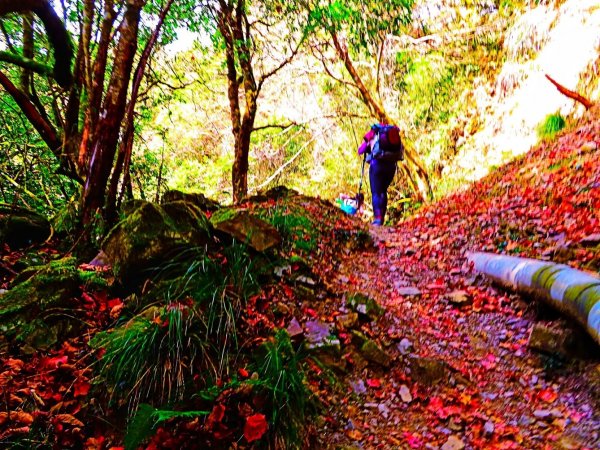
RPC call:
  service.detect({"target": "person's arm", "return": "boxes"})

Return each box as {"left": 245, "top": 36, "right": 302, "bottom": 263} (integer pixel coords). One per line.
{"left": 358, "top": 129, "right": 376, "bottom": 155}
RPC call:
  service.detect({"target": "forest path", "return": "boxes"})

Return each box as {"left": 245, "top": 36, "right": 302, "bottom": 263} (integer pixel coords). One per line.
{"left": 318, "top": 222, "right": 600, "bottom": 450}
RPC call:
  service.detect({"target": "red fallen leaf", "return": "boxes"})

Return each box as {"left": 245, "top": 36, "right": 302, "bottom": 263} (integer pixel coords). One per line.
{"left": 205, "top": 403, "right": 226, "bottom": 430}
{"left": 304, "top": 308, "right": 317, "bottom": 318}
{"left": 84, "top": 436, "right": 105, "bottom": 450}
{"left": 427, "top": 396, "right": 444, "bottom": 412}
{"left": 481, "top": 353, "right": 497, "bottom": 370}
{"left": 244, "top": 413, "right": 268, "bottom": 443}
{"left": 238, "top": 368, "right": 249, "bottom": 378}
{"left": 5, "top": 358, "right": 24, "bottom": 371}
{"left": 366, "top": 378, "right": 381, "bottom": 388}
{"left": 11, "top": 411, "right": 35, "bottom": 425}
{"left": 402, "top": 431, "right": 423, "bottom": 448}
{"left": 539, "top": 388, "right": 557, "bottom": 403}
{"left": 107, "top": 298, "right": 123, "bottom": 308}
{"left": 40, "top": 355, "right": 68, "bottom": 370}
{"left": 74, "top": 380, "right": 90, "bottom": 398}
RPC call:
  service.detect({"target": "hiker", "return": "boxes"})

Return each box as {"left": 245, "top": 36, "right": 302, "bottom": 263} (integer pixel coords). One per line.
{"left": 357, "top": 124, "right": 403, "bottom": 226}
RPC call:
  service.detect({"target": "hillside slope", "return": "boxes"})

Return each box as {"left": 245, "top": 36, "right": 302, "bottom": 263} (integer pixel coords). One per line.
{"left": 317, "top": 105, "right": 599, "bottom": 449}
{"left": 447, "top": 0, "right": 600, "bottom": 185}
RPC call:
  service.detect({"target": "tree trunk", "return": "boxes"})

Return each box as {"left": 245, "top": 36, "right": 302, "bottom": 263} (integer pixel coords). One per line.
{"left": 81, "top": 0, "right": 145, "bottom": 224}
{"left": 217, "top": 0, "right": 259, "bottom": 204}
{"left": 106, "top": 0, "right": 175, "bottom": 221}
{"left": 545, "top": 74, "right": 594, "bottom": 110}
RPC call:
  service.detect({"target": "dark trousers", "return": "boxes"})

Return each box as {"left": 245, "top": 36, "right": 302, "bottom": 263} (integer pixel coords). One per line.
{"left": 369, "top": 160, "right": 396, "bottom": 221}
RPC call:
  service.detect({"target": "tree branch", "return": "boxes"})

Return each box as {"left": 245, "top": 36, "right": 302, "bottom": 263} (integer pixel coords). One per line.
{"left": 0, "top": 51, "right": 52, "bottom": 77}
{"left": 545, "top": 74, "right": 594, "bottom": 110}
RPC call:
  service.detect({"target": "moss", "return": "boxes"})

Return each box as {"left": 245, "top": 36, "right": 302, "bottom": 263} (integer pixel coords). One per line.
{"left": 531, "top": 265, "right": 562, "bottom": 290}
{"left": 564, "top": 283, "right": 600, "bottom": 317}
{"left": 78, "top": 269, "right": 110, "bottom": 289}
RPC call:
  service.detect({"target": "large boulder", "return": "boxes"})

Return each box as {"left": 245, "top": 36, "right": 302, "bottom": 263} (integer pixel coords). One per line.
{"left": 0, "top": 257, "right": 80, "bottom": 352}
{"left": 102, "top": 200, "right": 213, "bottom": 284}
{"left": 161, "top": 189, "right": 221, "bottom": 212}
{"left": 0, "top": 205, "right": 51, "bottom": 249}
{"left": 210, "top": 209, "right": 281, "bottom": 252}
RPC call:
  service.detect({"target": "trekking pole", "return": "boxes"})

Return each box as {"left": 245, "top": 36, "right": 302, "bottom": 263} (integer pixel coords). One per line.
{"left": 356, "top": 153, "right": 366, "bottom": 208}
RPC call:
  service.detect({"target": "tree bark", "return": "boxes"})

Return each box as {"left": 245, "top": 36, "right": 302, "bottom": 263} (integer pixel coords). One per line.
{"left": 106, "top": 0, "right": 175, "bottom": 221}
{"left": 217, "top": 0, "right": 258, "bottom": 204}
{"left": 81, "top": 0, "right": 145, "bottom": 224}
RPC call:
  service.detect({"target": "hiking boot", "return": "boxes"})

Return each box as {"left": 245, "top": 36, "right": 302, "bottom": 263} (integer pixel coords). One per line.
{"left": 372, "top": 218, "right": 383, "bottom": 226}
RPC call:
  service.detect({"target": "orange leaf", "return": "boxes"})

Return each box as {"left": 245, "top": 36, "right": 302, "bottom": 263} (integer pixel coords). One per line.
{"left": 54, "top": 414, "right": 84, "bottom": 427}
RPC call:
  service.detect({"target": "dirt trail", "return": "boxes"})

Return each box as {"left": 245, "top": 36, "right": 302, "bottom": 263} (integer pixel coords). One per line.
{"left": 318, "top": 224, "right": 599, "bottom": 450}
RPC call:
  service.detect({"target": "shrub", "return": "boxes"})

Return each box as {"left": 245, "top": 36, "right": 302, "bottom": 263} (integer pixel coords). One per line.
{"left": 537, "top": 113, "right": 565, "bottom": 140}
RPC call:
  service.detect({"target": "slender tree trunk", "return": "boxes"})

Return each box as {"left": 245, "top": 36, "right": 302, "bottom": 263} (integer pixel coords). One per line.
{"left": 106, "top": 0, "right": 175, "bottom": 221}
{"left": 78, "top": 0, "right": 117, "bottom": 173}
{"left": 20, "top": 12, "right": 34, "bottom": 94}
{"left": 218, "top": 0, "right": 259, "bottom": 204}
{"left": 81, "top": 0, "right": 145, "bottom": 224}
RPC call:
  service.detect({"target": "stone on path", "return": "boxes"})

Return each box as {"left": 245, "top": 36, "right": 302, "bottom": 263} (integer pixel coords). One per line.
{"left": 396, "top": 286, "right": 422, "bottom": 296}
{"left": 580, "top": 233, "right": 600, "bottom": 247}
{"left": 441, "top": 435, "right": 465, "bottom": 450}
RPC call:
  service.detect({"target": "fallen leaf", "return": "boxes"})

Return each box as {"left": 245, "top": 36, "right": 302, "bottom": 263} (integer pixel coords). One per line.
{"left": 243, "top": 413, "right": 268, "bottom": 443}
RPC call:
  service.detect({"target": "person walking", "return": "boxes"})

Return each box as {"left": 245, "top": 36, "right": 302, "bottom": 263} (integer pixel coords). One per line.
{"left": 357, "top": 124, "right": 402, "bottom": 226}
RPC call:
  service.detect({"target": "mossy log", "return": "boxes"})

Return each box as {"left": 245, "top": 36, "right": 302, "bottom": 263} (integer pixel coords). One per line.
{"left": 467, "top": 252, "right": 600, "bottom": 346}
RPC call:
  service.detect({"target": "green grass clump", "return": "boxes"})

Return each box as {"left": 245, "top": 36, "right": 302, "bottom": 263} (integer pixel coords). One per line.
{"left": 90, "top": 303, "right": 211, "bottom": 410}
{"left": 251, "top": 329, "right": 314, "bottom": 448}
{"left": 537, "top": 113, "right": 565, "bottom": 140}
{"left": 260, "top": 204, "right": 317, "bottom": 253}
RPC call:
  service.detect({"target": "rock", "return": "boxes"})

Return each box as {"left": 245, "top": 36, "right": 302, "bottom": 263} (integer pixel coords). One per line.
{"left": 483, "top": 420, "right": 495, "bottom": 437}
{"left": 527, "top": 323, "right": 572, "bottom": 356}
{"left": 397, "top": 338, "right": 413, "bottom": 355}
{"left": 533, "top": 409, "right": 554, "bottom": 421}
{"left": 0, "top": 205, "right": 51, "bottom": 249}
{"left": 0, "top": 258, "right": 80, "bottom": 351}
{"left": 102, "top": 201, "right": 212, "bottom": 284}
{"left": 580, "top": 233, "right": 600, "bottom": 247}
{"left": 286, "top": 317, "right": 303, "bottom": 338}
{"left": 396, "top": 287, "right": 422, "bottom": 296}
{"left": 360, "top": 339, "right": 391, "bottom": 367}
{"left": 440, "top": 435, "right": 465, "bottom": 450}
{"left": 409, "top": 357, "right": 448, "bottom": 384}
{"left": 399, "top": 384, "right": 412, "bottom": 403}
{"left": 336, "top": 312, "right": 359, "bottom": 329}
{"left": 578, "top": 141, "right": 598, "bottom": 153}
{"left": 350, "top": 379, "right": 367, "bottom": 395}
{"left": 346, "top": 293, "right": 384, "bottom": 321}
{"left": 161, "top": 189, "right": 220, "bottom": 212}
{"left": 305, "top": 319, "right": 340, "bottom": 350}
{"left": 446, "top": 290, "right": 472, "bottom": 306}
{"left": 210, "top": 209, "right": 281, "bottom": 252}
{"left": 350, "top": 330, "right": 368, "bottom": 347}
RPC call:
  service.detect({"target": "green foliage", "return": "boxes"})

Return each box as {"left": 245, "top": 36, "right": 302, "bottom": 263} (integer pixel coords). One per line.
{"left": 125, "top": 403, "right": 209, "bottom": 450}
{"left": 537, "top": 113, "right": 565, "bottom": 140}
{"left": 259, "top": 204, "right": 317, "bottom": 253}
{"left": 251, "top": 329, "right": 314, "bottom": 447}
{"left": 90, "top": 303, "right": 210, "bottom": 410}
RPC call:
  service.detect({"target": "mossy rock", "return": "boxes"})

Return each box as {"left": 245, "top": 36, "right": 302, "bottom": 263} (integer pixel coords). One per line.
{"left": 210, "top": 208, "right": 281, "bottom": 252}
{"left": 102, "top": 201, "right": 213, "bottom": 285}
{"left": 346, "top": 293, "right": 384, "bottom": 321}
{"left": 161, "top": 189, "right": 221, "bottom": 212}
{"left": 0, "top": 257, "right": 81, "bottom": 352}
{"left": 0, "top": 205, "right": 51, "bottom": 249}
